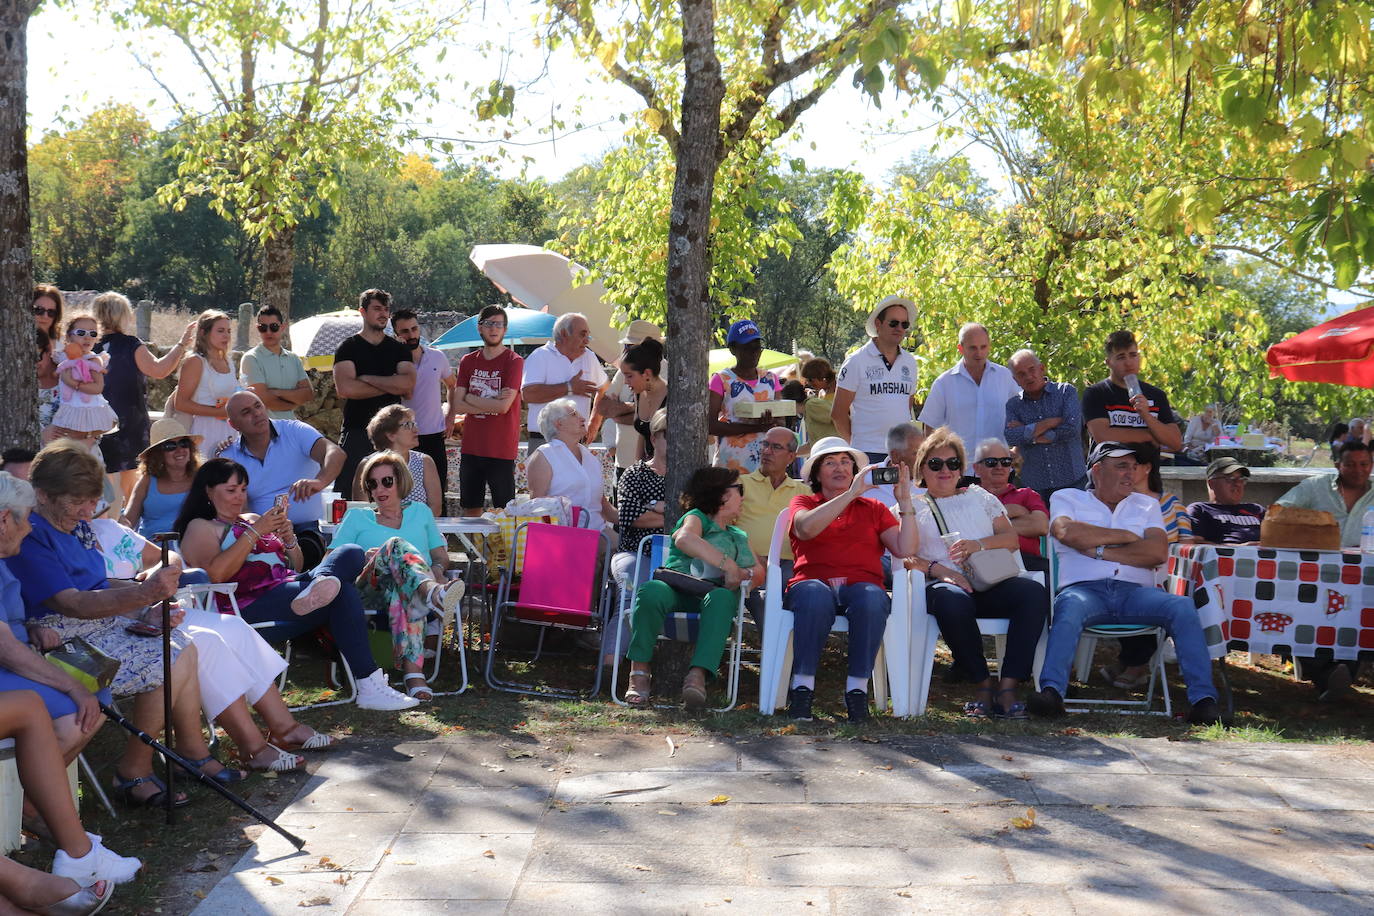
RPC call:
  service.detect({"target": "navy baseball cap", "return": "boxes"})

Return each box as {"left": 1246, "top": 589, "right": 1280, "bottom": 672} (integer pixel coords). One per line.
{"left": 727, "top": 319, "right": 762, "bottom": 345}
{"left": 1088, "top": 441, "right": 1138, "bottom": 467}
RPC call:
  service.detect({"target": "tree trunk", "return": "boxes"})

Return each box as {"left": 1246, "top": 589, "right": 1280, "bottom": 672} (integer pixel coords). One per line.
{"left": 0, "top": 0, "right": 39, "bottom": 450}
{"left": 261, "top": 224, "right": 296, "bottom": 322}
{"left": 664, "top": 0, "right": 724, "bottom": 515}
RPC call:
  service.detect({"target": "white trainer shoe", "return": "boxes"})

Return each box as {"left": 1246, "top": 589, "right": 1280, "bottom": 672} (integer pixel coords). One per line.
{"left": 52, "top": 832, "right": 143, "bottom": 885}
{"left": 355, "top": 668, "right": 421, "bottom": 711}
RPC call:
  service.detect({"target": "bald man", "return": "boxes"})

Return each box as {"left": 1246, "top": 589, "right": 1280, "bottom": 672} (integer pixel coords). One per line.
{"left": 918, "top": 322, "right": 1019, "bottom": 448}
{"left": 218, "top": 391, "right": 345, "bottom": 566}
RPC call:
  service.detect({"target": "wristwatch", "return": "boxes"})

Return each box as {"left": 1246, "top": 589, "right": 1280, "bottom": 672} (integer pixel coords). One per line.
{"left": 1095, "top": 545, "right": 1106, "bottom": 560}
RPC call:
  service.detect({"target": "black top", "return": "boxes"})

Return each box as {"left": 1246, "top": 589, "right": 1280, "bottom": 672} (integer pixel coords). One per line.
{"left": 334, "top": 334, "right": 413, "bottom": 430}
{"left": 632, "top": 391, "right": 668, "bottom": 460}
{"left": 615, "top": 461, "right": 666, "bottom": 555}
{"left": 1187, "top": 502, "right": 1265, "bottom": 544}
{"left": 1081, "top": 378, "right": 1175, "bottom": 445}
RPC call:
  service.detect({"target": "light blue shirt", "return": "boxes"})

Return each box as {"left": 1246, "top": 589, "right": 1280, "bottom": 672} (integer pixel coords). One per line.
{"left": 331, "top": 502, "right": 444, "bottom": 554}
{"left": 919, "top": 360, "right": 1020, "bottom": 449}
{"left": 219, "top": 419, "right": 325, "bottom": 526}
{"left": 1276, "top": 473, "right": 1374, "bottom": 548}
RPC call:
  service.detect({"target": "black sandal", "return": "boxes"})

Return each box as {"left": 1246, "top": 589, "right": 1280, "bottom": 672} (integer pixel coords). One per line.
{"left": 112, "top": 772, "right": 191, "bottom": 808}
{"left": 963, "top": 685, "right": 994, "bottom": 718}
{"left": 992, "top": 688, "right": 1029, "bottom": 720}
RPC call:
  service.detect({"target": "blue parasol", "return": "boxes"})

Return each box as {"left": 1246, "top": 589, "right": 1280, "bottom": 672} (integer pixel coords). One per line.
{"left": 432, "top": 306, "right": 556, "bottom": 351}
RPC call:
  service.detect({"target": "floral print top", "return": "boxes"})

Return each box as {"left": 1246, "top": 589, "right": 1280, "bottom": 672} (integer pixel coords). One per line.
{"left": 217, "top": 520, "right": 294, "bottom": 612}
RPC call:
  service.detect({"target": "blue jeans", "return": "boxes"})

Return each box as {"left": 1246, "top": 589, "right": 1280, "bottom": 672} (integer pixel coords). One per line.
{"left": 1042, "top": 579, "right": 1216, "bottom": 705}
{"left": 785, "top": 579, "right": 890, "bottom": 680}
{"left": 235, "top": 544, "right": 377, "bottom": 679}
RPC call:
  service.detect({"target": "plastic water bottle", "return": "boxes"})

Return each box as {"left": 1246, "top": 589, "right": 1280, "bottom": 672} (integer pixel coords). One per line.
{"left": 1361, "top": 506, "right": 1374, "bottom": 554}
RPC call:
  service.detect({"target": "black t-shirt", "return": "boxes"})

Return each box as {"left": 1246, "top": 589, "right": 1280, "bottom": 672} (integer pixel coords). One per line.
{"left": 1187, "top": 502, "right": 1265, "bottom": 544}
{"left": 1081, "top": 378, "right": 1175, "bottom": 445}
{"left": 334, "top": 333, "right": 414, "bottom": 430}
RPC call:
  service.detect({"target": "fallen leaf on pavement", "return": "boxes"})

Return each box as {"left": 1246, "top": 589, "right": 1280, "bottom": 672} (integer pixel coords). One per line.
{"left": 858, "top": 736, "right": 879, "bottom": 744}
{"left": 656, "top": 810, "right": 679, "bottom": 816}
{"left": 877, "top": 765, "right": 893, "bottom": 771}
{"left": 482, "top": 850, "right": 495, "bottom": 859}
{"left": 1010, "top": 808, "right": 1037, "bottom": 830}
{"left": 896, "top": 891, "right": 912, "bottom": 898}
{"left": 1001, "top": 754, "right": 1014, "bottom": 761}
{"left": 265, "top": 876, "right": 285, "bottom": 886}
{"left": 629, "top": 864, "right": 652, "bottom": 871}
{"left": 298, "top": 897, "right": 331, "bottom": 908}
{"left": 708, "top": 795, "right": 730, "bottom": 805}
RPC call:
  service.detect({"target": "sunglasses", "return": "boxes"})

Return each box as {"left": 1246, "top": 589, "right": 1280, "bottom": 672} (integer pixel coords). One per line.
{"left": 886, "top": 319, "right": 911, "bottom": 329}
{"left": 257, "top": 322, "right": 281, "bottom": 333}
{"left": 478, "top": 320, "right": 507, "bottom": 329}
{"left": 67, "top": 328, "right": 98, "bottom": 338}
{"left": 979, "top": 457, "right": 1014, "bottom": 468}
{"left": 364, "top": 475, "right": 396, "bottom": 492}
{"left": 159, "top": 438, "right": 195, "bottom": 452}
{"left": 924, "top": 457, "right": 963, "bottom": 472}
{"left": 32, "top": 305, "right": 58, "bottom": 318}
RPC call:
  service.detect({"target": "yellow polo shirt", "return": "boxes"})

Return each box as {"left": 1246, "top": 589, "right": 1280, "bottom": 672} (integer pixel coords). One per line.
{"left": 738, "top": 470, "right": 810, "bottom": 561}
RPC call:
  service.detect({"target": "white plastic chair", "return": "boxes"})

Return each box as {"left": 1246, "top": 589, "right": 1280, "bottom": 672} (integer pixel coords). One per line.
{"left": 758, "top": 507, "right": 907, "bottom": 716}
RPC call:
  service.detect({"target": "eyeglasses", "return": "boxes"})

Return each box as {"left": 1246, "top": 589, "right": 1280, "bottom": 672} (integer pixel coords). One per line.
{"left": 727, "top": 484, "right": 744, "bottom": 495}
{"left": 478, "top": 320, "right": 507, "bottom": 329}
{"left": 399, "top": 420, "right": 418, "bottom": 430}
{"left": 886, "top": 319, "right": 911, "bottom": 329}
{"left": 979, "top": 457, "right": 1014, "bottom": 468}
{"left": 67, "top": 328, "right": 98, "bottom": 338}
{"left": 257, "top": 323, "right": 281, "bottom": 333}
{"left": 32, "top": 305, "right": 57, "bottom": 318}
{"left": 159, "top": 438, "right": 195, "bottom": 452}
{"left": 364, "top": 475, "right": 397, "bottom": 492}
{"left": 924, "top": 457, "right": 963, "bottom": 472}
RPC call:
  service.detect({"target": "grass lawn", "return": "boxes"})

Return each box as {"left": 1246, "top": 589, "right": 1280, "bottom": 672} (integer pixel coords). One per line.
{"left": 15, "top": 623, "right": 1371, "bottom": 914}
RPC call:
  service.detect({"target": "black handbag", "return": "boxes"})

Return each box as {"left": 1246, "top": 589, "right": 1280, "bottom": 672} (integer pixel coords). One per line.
{"left": 652, "top": 568, "right": 716, "bottom": 597}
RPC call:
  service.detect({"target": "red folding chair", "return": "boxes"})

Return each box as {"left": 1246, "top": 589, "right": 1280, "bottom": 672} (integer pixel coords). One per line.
{"left": 484, "top": 521, "right": 612, "bottom": 698}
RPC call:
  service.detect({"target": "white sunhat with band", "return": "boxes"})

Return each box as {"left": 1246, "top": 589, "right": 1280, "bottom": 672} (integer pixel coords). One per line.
{"left": 799, "top": 436, "right": 870, "bottom": 483}
{"left": 864, "top": 295, "right": 915, "bottom": 338}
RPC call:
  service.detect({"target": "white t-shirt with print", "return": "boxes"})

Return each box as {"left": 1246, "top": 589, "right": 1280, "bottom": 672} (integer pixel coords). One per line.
{"left": 836, "top": 341, "right": 918, "bottom": 453}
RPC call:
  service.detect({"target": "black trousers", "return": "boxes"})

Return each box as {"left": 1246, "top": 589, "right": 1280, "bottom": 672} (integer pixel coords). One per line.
{"left": 336, "top": 428, "right": 373, "bottom": 500}
{"left": 417, "top": 431, "right": 449, "bottom": 497}
{"left": 925, "top": 576, "right": 1048, "bottom": 682}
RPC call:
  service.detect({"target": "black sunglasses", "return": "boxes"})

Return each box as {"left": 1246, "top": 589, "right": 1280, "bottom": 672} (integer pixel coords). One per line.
{"left": 364, "top": 475, "right": 396, "bottom": 492}
{"left": 886, "top": 319, "right": 910, "bottom": 329}
{"left": 257, "top": 322, "right": 281, "bottom": 333}
{"left": 924, "top": 457, "right": 962, "bottom": 472}
{"left": 979, "top": 457, "right": 1014, "bottom": 468}
{"left": 32, "top": 305, "right": 58, "bottom": 317}
{"left": 159, "top": 437, "right": 195, "bottom": 452}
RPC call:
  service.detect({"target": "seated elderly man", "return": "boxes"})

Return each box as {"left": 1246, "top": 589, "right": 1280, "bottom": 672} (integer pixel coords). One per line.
{"left": 1275, "top": 439, "right": 1374, "bottom": 548}
{"left": 1027, "top": 442, "right": 1223, "bottom": 724}
{"left": 219, "top": 391, "right": 346, "bottom": 567}
{"left": 736, "top": 427, "right": 809, "bottom": 625}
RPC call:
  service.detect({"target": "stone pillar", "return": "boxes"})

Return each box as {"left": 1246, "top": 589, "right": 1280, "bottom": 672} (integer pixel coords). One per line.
{"left": 135, "top": 300, "right": 154, "bottom": 341}
{"left": 237, "top": 302, "right": 255, "bottom": 351}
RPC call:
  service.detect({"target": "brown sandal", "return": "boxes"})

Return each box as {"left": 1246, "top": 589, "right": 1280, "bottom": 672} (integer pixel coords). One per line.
{"left": 625, "top": 671, "right": 652, "bottom": 708}
{"left": 682, "top": 671, "right": 708, "bottom": 710}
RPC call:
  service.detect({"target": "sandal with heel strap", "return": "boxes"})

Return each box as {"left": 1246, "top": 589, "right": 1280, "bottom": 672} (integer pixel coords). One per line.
{"left": 963, "top": 685, "right": 995, "bottom": 719}
{"left": 242, "top": 744, "right": 305, "bottom": 773}
{"left": 111, "top": 772, "right": 190, "bottom": 809}
{"left": 266, "top": 725, "right": 337, "bottom": 753}
{"left": 992, "top": 687, "right": 1029, "bottom": 720}
{"left": 185, "top": 755, "right": 249, "bottom": 785}
{"left": 625, "top": 671, "right": 652, "bottom": 708}
{"left": 404, "top": 672, "right": 433, "bottom": 701}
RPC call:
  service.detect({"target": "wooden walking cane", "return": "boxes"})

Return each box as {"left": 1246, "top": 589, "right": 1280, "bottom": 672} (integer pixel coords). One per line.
{"left": 155, "top": 532, "right": 176, "bottom": 825}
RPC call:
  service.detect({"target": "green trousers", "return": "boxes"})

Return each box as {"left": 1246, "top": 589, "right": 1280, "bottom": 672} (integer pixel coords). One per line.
{"left": 626, "top": 580, "right": 738, "bottom": 678}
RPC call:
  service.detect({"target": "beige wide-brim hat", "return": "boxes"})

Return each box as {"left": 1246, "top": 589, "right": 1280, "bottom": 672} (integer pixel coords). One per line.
{"left": 864, "top": 295, "right": 916, "bottom": 338}
{"left": 619, "top": 319, "right": 664, "bottom": 346}
{"left": 799, "top": 436, "right": 870, "bottom": 484}
{"left": 139, "top": 417, "right": 203, "bottom": 459}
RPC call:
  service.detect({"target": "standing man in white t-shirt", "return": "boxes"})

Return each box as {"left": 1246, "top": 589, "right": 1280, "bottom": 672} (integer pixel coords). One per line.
{"left": 392, "top": 307, "right": 456, "bottom": 498}
{"left": 919, "top": 322, "right": 1019, "bottom": 449}
{"left": 594, "top": 319, "right": 663, "bottom": 479}
{"left": 832, "top": 295, "right": 919, "bottom": 462}
{"left": 521, "top": 312, "right": 608, "bottom": 444}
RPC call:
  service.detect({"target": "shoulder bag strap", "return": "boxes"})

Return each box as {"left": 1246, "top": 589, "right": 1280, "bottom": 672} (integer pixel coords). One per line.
{"left": 923, "top": 494, "right": 949, "bottom": 537}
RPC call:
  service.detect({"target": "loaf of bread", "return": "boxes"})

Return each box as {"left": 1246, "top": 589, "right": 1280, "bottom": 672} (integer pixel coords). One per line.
{"left": 1259, "top": 503, "right": 1342, "bottom": 550}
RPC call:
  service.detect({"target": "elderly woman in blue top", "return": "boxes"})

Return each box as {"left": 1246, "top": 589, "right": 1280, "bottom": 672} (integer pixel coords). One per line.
{"left": 331, "top": 451, "right": 464, "bottom": 701}
{"left": 4, "top": 441, "right": 234, "bottom": 808}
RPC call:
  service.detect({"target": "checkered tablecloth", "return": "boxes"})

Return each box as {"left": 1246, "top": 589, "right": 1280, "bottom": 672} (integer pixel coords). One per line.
{"left": 1166, "top": 544, "right": 1374, "bottom": 661}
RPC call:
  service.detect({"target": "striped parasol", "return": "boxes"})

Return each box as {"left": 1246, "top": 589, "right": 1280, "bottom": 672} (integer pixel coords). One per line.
{"left": 289, "top": 310, "right": 363, "bottom": 370}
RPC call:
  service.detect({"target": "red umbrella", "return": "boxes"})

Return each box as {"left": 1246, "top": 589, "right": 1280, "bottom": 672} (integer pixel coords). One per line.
{"left": 1266, "top": 304, "right": 1374, "bottom": 386}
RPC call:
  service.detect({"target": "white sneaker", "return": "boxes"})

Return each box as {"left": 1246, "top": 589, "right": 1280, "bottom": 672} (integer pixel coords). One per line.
{"left": 355, "top": 668, "right": 420, "bottom": 711}
{"left": 291, "top": 575, "right": 340, "bottom": 616}
{"left": 52, "top": 832, "right": 143, "bottom": 885}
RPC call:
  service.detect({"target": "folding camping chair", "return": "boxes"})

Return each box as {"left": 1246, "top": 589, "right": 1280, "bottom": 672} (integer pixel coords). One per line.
{"left": 484, "top": 522, "right": 613, "bottom": 698}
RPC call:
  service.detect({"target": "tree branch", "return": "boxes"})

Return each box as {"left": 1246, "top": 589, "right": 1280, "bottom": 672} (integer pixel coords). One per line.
{"left": 1212, "top": 244, "right": 1374, "bottom": 297}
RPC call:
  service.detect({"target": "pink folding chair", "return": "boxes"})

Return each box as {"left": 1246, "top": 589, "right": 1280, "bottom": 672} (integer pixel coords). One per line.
{"left": 483, "top": 521, "right": 612, "bottom": 698}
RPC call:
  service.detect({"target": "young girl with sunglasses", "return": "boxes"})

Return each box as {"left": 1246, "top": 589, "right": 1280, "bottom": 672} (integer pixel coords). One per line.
{"left": 44, "top": 315, "right": 120, "bottom": 446}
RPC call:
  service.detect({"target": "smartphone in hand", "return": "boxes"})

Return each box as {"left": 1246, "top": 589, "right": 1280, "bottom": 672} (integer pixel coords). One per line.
{"left": 870, "top": 466, "right": 900, "bottom": 485}
{"left": 275, "top": 494, "right": 290, "bottom": 513}
{"left": 125, "top": 620, "right": 163, "bottom": 637}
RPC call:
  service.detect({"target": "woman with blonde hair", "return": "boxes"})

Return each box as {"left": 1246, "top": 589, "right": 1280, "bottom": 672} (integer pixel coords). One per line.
{"left": 174, "top": 309, "right": 237, "bottom": 456}
{"left": 92, "top": 291, "right": 197, "bottom": 499}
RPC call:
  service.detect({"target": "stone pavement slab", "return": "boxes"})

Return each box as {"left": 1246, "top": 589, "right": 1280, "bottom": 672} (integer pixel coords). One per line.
{"left": 194, "top": 734, "right": 1374, "bottom": 914}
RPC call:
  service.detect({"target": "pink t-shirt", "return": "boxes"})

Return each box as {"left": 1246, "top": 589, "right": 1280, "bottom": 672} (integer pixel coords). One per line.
{"left": 993, "top": 485, "right": 1047, "bottom": 556}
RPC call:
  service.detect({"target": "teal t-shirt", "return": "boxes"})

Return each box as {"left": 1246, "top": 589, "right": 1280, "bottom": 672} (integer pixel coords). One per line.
{"left": 332, "top": 501, "right": 445, "bottom": 554}
{"left": 663, "top": 508, "right": 755, "bottom": 582}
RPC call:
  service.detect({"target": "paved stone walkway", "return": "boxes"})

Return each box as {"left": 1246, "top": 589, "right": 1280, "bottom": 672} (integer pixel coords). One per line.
{"left": 194, "top": 734, "right": 1374, "bottom": 914}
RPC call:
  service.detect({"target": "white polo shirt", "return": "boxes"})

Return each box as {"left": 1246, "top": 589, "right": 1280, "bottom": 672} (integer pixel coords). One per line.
{"left": 522, "top": 341, "right": 608, "bottom": 433}
{"left": 918, "top": 359, "right": 1020, "bottom": 449}
{"left": 836, "top": 340, "right": 918, "bottom": 454}
{"left": 1048, "top": 488, "right": 1164, "bottom": 590}
{"left": 401, "top": 344, "right": 454, "bottom": 436}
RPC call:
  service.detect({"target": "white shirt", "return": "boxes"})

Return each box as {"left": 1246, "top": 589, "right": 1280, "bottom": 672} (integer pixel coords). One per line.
{"left": 836, "top": 340, "right": 918, "bottom": 453}
{"left": 401, "top": 345, "right": 454, "bottom": 436}
{"left": 535, "top": 439, "right": 605, "bottom": 526}
{"left": 522, "top": 342, "right": 608, "bottom": 433}
{"left": 919, "top": 359, "right": 1020, "bottom": 448}
{"left": 1048, "top": 489, "right": 1164, "bottom": 589}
